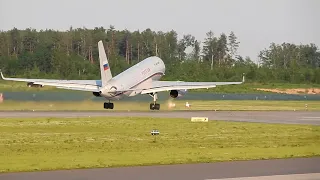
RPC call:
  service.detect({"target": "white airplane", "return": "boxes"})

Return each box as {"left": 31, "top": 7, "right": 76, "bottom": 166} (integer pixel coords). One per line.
{"left": 0, "top": 40, "right": 244, "bottom": 110}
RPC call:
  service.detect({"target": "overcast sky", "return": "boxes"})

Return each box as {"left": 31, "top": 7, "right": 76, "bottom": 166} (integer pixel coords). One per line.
{"left": 0, "top": 0, "right": 319, "bottom": 62}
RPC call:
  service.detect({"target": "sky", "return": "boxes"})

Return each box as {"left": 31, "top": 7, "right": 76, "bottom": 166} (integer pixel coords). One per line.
{"left": 0, "top": 0, "right": 319, "bottom": 62}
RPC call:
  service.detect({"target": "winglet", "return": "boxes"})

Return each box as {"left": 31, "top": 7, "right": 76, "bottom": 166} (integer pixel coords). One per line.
{"left": 242, "top": 73, "right": 245, "bottom": 83}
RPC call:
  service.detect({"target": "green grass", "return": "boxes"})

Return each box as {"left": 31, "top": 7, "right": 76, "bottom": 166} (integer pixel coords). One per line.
{"left": 0, "top": 117, "right": 319, "bottom": 173}
{"left": 1, "top": 80, "right": 320, "bottom": 93}
{"left": 1, "top": 100, "right": 320, "bottom": 111}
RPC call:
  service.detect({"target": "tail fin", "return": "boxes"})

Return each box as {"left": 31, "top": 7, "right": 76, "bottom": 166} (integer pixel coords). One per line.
{"left": 98, "top": 40, "right": 112, "bottom": 87}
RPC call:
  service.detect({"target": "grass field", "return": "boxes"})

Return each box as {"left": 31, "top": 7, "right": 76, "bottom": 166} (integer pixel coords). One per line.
{"left": 0, "top": 100, "right": 320, "bottom": 111}
{"left": 0, "top": 116, "right": 319, "bottom": 173}
{"left": 1, "top": 80, "right": 320, "bottom": 93}
{"left": 194, "top": 82, "right": 320, "bottom": 94}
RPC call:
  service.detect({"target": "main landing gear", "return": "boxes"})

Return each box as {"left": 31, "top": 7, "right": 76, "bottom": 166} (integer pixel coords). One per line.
{"left": 104, "top": 101, "right": 114, "bottom": 109}
{"left": 103, "top": 93, "right": 160, "bottom": 110}
{"left": 149, "top": 92, "right": 160, "bottom": 110}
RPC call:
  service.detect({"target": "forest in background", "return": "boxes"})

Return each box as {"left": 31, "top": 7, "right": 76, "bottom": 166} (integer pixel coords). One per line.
{"left": 0, "top": 26, "right": 319, "bottom": 84}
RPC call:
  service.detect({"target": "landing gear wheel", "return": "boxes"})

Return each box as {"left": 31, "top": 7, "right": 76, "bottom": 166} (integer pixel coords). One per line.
{"left": 150, "top": 103, "right": 160, "bottom": 110}
{"left": 148, "top": 92, "right": 160, "bottom": 110}
{"left": 104, "top": 102, "right": 114, "bottom": 109}
{"left": 109, "top": 103, "right": 114, "bottom": 109}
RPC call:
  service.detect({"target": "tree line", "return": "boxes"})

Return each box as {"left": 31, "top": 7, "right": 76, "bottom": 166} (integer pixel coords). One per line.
{"left": 0, "top": 26, "right": 319, "bottom": 84}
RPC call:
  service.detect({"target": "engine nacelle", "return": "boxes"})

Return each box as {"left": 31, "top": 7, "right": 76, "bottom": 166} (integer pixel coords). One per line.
{"left": 92, "top": 92, "right": 102, "bottom": 97}
{"left": 95, "top": 86, "right": 120, "bottom": 100}
{"left": 27, "top": 82, "right": 43, "bottom": 88}
{"left": 169, "top": 89, "right": 187, "bottom": 98}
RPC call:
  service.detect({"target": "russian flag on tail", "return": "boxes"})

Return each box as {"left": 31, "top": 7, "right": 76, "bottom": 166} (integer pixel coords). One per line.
{"left": 103, "top": 63, "right": 109, "bottom": 70}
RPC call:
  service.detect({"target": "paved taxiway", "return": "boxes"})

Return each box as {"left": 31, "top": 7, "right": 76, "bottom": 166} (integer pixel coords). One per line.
{"left": 1, "top": 158, "right": 319, "bottom": 180}
{"left": 1, "top": 110, "right": 320, "bottom": 125}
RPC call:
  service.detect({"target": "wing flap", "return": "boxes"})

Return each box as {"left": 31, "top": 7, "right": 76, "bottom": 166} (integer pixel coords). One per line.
{"left": 137, "top": 80, "right": 243, "bottom": 94}
{"left": 31, "top": 80, "right": 100, "bottom": 86}
{"left": 32, "top": 81, "right": 100, "bottom": 92}
{"left": 140, "top": 84, "right": 217, "bottom": 94}
{"left": 152, "top": 80, "right": 243, "bottom": 87}
{"left": 56, "top": 86, "right": 100, "bottom": 92}
{"left": 106, "top": 80, "right": 243, "bottom": 94}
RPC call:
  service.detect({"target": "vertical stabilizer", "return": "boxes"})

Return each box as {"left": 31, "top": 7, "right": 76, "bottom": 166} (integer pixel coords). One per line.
{"left": 98, "top": 40, "right": 112, "bottom": 87}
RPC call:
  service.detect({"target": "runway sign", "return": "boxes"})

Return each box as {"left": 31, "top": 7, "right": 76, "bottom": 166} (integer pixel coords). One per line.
{"left": 191, "top": 117, "right": 208, "bottom": 122}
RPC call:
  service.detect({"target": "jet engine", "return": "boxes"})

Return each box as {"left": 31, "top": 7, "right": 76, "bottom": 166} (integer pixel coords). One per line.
{"left": 92, "top": 92, "right": 102, "bottom": 97}
{"left": 27, "top": 82, "right": 43, "bottom": 88}
{"left": 169, "top": 89, "right": 187, "bottom": 98}
{"left": 93, "top": 86, "right": 118, "bottom": 98}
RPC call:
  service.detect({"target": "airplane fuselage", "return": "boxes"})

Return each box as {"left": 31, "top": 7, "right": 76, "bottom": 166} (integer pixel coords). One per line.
{"left": 99, "top": 56, "right": 165, "bottom": 100}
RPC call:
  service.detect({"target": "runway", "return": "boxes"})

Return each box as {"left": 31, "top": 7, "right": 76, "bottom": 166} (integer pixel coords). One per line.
{"left": 1, "top": 158, "right": 319, "bottom": 180}
{"left": 1, "top": 110, "right": 320, "bottom": 125}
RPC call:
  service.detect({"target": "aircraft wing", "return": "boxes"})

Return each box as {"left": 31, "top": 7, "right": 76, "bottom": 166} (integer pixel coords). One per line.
{"left": 112, "top": 75, "right": 244, "bottom": 94}
{"left": 0, "top": 70, "right": 101, "bottom": 92}
{"left": 136, "top": 74, "right": 245, "bottom": 94}
{"left": 139, "top": 80, "right": 243, "bottom": 94}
